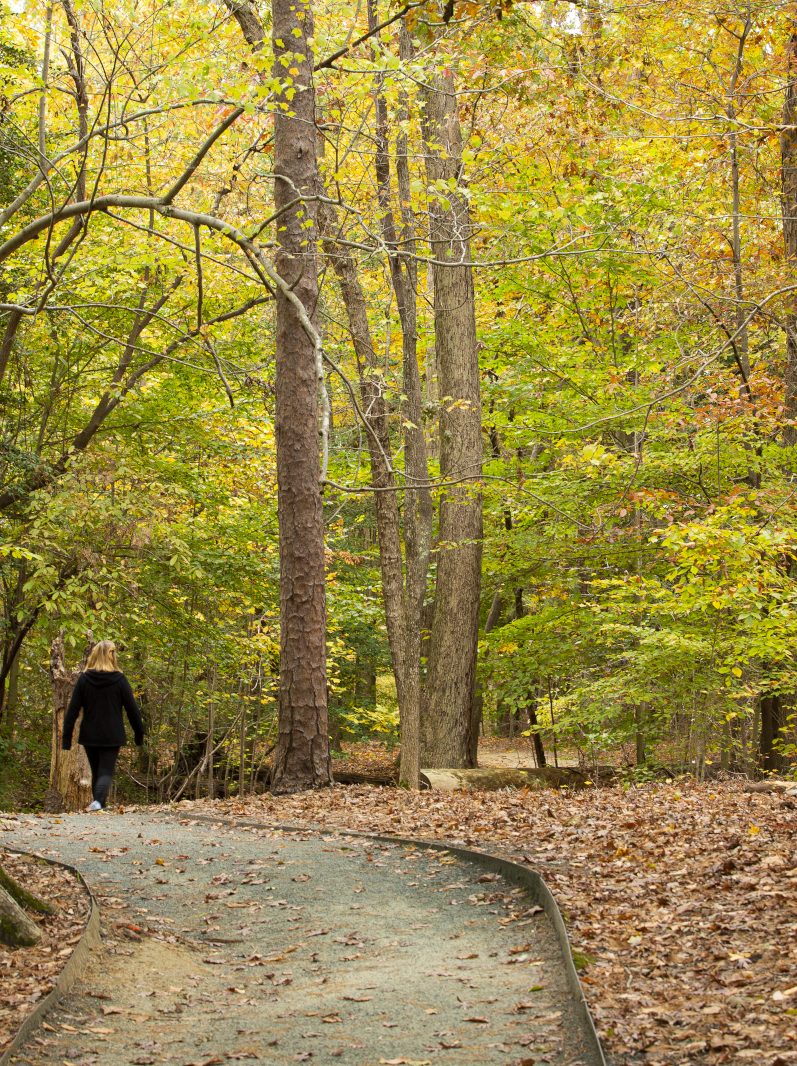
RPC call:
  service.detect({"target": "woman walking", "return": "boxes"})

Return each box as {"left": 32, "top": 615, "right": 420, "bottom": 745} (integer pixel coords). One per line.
{"left": 62, "top": 640, "right": 145, "bottom": 812}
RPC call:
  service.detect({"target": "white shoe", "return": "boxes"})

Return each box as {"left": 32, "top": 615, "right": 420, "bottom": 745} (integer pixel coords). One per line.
{"left": 85, "top": 800, "right": 102, "bottom": 812}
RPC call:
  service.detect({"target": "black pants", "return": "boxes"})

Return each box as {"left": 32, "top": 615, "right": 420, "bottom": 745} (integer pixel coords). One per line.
{"left": 84, "top": 746, "right": 120, "bottom": 806}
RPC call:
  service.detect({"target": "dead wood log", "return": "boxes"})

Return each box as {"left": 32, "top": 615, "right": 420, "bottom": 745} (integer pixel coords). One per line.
{"left": 333, "top": 770, "right": 398, "bottom": 786}
{"left": 744, "top": 779, "right": 797, "bottom": 795}
{"left": 420, "top": 766, "right": 614, "bottom": 792}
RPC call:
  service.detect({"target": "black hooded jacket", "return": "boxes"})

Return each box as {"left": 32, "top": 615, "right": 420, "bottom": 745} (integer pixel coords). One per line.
{"left": 62, "top": 670, "right": 145, "bottom": 749}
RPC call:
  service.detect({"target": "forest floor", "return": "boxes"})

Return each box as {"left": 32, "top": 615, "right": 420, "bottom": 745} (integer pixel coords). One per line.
{"left": 2, "top": 768, "right": 795, "bottom": 1065}
{"left": 330, "top": 738, "right": 608, "bottom": 779}
{"left": 0, "top": 848, "right": 91, "bottom": 1050}
{"left": 165, "top": 778, "right": 797, "bottom": 1066}
{"left": 330, "top": 737, "right": 558, "bottom": 780}
{"left": 0, "top": 810, "right": 595, "bottom": 1066}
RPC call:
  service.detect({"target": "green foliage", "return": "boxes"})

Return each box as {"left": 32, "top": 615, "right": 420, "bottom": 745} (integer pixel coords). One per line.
{"left": 338, "top": 704, "right": 400, "bottom": 748}
{"left": 1, "top": 0, "right": 796, "bottom": 797}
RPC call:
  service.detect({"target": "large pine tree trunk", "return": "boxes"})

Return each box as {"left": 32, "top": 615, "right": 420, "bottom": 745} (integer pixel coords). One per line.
{"left": 269, "top": 0, "right": 331, "bottom": 794}
{"left": 782, "top": 27, "right": 797, "bottom": 444}
{"left": 758, "top": 29, "right": 797, "bottom": 772}
{"left": 47, "top": 636, "right": 92, "bottom": 813}
{"left": 420, "top": 68, "right": 483, "bottom": 768}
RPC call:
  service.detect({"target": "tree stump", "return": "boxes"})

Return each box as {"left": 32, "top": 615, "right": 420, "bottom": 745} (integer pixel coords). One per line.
{"left": 48, "top": 636, "right": 92, "bottom": 812}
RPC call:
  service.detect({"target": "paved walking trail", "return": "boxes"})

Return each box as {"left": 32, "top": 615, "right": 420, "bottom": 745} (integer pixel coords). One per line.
{"left": 2, "top": 812, "right": 595, "bottom": 1066}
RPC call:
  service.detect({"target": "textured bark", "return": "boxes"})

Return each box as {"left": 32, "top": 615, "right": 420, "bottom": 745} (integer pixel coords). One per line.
{"left": 364, "top": 12, "right": 432, "bottom": 788}
{"left": 760, "top": 694, "right": 785, "bottom": 773}
{"left": 370, "top": 10, "right": 432, "bottom": 589}
{"left": 0, "top": 655, "right": 18, "bottom": 740}
{"left": 0, "top": 882, "right": 41, "bottom": 947}
{"left": 225, "top": 0, "right": 265, "bottom": 47}
{"left": 318, "top": 207, "right": 422, "bottom": 788}
{"left": 783, "top": 28, "right": 797, "bottom": 444}
{"left": 0, "top": 308, "right": 22, "bottom": 390}
{"left": 48, "top": 636, "right": 92, "bottom": 813}
{"left": 420, "top": 69, "right": 483, "bottom": 768}
{"left": 269, "top": 0, "right": 330, "bottom": 794}
{"left": 225, "top": 0, "right": 329, "bottom": 793}
{"left": 527, "top": 701, "right": 547, "bottom": 768}
{"left": 314, "top": 16, "right": 431, "bottom": 788}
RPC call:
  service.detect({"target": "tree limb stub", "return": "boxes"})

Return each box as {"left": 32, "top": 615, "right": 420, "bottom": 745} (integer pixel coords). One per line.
{"left": 0, "top": 882, "right": 42, "bottom": 947}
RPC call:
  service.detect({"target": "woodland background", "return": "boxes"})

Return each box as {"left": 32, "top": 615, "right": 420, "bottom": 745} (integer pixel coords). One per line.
{"left": 1, "top": 0, "right": 797, "bottom": 805}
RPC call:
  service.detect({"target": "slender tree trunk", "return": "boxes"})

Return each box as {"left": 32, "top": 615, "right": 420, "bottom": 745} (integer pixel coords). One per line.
{"left": 359, "top": 10, "right": 432, "bottom": 786}
{"left": 742, "top": 25, "right": 797, "bottom": 777}
{"left": 239, "top": 691, "right": 247, "bottom": 797}
{"left": 420, "top": 68, "right": 483, "bottom": 768}
{"left": 0, "top": 655, "right": 18, "bottom": 740}
{"left": 634, "top": 704, "right": 647, "bottom": 766}
{"left": 206, "top": 692, "right": 215, "bottom": 800}
{"left": 318, "top": 204, "right": 423, "bottom": 787}
{"left": 527, "top": 700, "right": 547, "bottom": 768}
{"left": 760, "top": 694, "right": 784, "bottom": 773}
{"left": 269, "top": 0, "right": 331, "bottom": 794}
{"left": 354, "top": 656, "right": 377, "bottom": 706}
{"left": 782, "top": 26, "right": 797, "bottom": 443}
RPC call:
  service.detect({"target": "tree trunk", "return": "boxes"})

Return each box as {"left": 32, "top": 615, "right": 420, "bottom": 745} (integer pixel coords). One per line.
{"left": 0, "top": 654, "right": 18, "bottom": 741}
{"left": 362, "top": 12, "right": 432, "bottom": 788}
{"left": 318, "top": 210, "right": 423, "bottom": 788}
{"left": 268, "top": 0, "right": 331, "bottom": 794}
{"left": 527, "top": 700, "right": 547, "bottom": 767}
{"left": 354, "top": 656, "right": 377, "bottom": 707}
{"left": 48, "top": 636, "right": 92, "bottom": 813}
{"left": 760, "top": 694, "right": 784, "bottom": 773}
{"left": 635, "top": 704, "right": 647, "bottom": 766}
{"left": 782, "top": 27, "right": 797, "bottom": 443}
{"left": 0, "top": 880, "right": 41, "bottom": 947}
{"left": 420, "top": 68, "right": 483, "bottom": 768}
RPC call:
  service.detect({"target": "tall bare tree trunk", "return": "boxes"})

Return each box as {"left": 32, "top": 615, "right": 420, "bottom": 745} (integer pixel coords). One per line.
{"left": 269, "top": 0, "right": 331, "bottom": 793}
{"left": 314, "top": 11, "right": 433, "bottom": 788}
{"left": 225, "top": 0, "right": 330, "bottom": 793}
{"left": 47, "top": 636, "right": 91, "bottom": 812}
{"left": 782, "top": 26, "right": 797, "bottom": 444}
{"left": 754, "top": 26, "right": 797, "bottom": 773}
{"left": 318, "top": 202, "right": 423, "bottom": 787}
{"left": 420, "top": 68, "right": 483, "bottom": 768}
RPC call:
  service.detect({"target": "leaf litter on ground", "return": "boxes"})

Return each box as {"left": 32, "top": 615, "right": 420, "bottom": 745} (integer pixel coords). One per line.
{"left": 163, "top": 779, "right": 797, "bottom": 1066}
{"left": 0, "top": 848, "right": 91, "bottom": 1053}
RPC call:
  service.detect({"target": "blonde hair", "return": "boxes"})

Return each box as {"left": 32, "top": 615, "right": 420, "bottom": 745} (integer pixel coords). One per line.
{"left": 86, "top": 640, "right": 118, "bottom": 672}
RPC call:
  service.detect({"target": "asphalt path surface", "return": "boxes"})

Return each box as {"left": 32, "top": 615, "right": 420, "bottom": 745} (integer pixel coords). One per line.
{"left": 2, "top": 811, "right": 594, "bottom": 1066}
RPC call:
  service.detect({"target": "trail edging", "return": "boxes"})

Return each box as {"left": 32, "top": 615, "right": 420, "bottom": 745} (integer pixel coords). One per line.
{"left": 0, "top": 849, "right": 100, "bottom": 1066}
{"left": 165, "top": 809, "right": 608, "bottom": 1066}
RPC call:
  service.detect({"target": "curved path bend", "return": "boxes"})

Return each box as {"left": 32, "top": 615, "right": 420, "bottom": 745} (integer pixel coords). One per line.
{"left": 2, "top": 812, "right": 596, "bottom": 1066}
